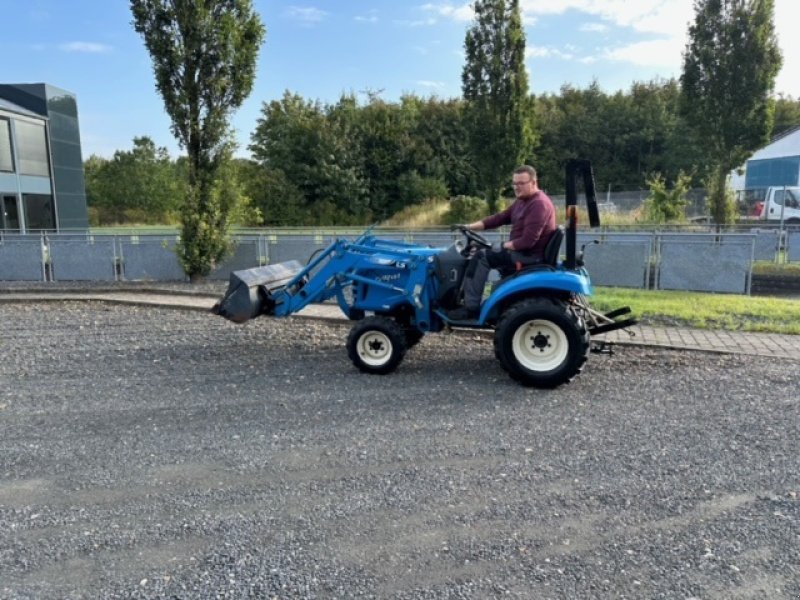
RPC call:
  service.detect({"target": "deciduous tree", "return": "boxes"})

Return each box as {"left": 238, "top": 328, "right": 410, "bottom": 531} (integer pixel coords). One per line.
{"left": 462, "top": 0, "right": 534, "bottom": 212}
{"left": 130, "top": 0, "right": 265, "bottom": 279}
{"left": 680, "top": 0, "right": 781, "bottom": 224}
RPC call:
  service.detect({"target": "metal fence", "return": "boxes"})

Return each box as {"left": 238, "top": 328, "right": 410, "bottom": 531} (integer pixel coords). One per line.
{"left": 1, "top": 227, "right": 799, "bottom": 295}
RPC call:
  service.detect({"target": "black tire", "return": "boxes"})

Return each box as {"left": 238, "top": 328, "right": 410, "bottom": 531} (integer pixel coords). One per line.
{"left": 346, "top": 316, "right": 407, "bottom": 375}
{"left": 493, "top": 297, "right": 589, "bottom": 388}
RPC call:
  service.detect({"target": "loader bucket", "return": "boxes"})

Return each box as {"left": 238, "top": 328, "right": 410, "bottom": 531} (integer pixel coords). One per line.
{"left": 212, "top": 261, "right": 304, "bottom": 323}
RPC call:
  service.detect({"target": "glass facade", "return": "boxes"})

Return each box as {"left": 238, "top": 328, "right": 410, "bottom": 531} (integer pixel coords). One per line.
{"left": 0, "top": 118, "right": 12, "bottom": 172}
{"left": 0, "top": 83, "right": 89, "bottom": 230}
{"left": 15, "top": 119, "right": 50, "bottom": 177}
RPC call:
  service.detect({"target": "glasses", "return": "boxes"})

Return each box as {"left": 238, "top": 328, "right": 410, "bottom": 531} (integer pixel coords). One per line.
{"left": 512, "top": 179, "right": 533, "bottom": 187}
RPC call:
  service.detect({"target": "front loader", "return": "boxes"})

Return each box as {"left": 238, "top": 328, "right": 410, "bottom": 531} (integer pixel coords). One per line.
{"left": 213, "top": 160, "right": 635, "bottom": 388}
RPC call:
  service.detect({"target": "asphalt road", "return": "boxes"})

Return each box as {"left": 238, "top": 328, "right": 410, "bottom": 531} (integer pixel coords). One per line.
{"left": 1, "top": 302, "right": 798, "bottom": 599}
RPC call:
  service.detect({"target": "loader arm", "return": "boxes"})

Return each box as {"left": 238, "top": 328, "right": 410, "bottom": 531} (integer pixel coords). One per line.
{"left": 214, "top": 235, "right": 437, "bottom": 324}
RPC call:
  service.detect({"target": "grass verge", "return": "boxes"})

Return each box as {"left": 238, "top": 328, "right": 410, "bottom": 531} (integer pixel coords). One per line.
{"left": 591, "top": 287, "right": 800, "bottom": 334}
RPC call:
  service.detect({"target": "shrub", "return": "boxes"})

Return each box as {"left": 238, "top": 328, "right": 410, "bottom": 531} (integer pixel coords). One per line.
{"left": 446, "top": 195, "right": 488, "bottom": 224}
{"left": 643, "top": 171, "right": 691, "bottom": 223}
{"left": 396, "top": 172, "right": 450, "bottom": 207}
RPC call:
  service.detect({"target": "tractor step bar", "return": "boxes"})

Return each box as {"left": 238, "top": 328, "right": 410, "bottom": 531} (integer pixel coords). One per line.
{"left": 212, "top": 261, "right": 304, "bottom": 324}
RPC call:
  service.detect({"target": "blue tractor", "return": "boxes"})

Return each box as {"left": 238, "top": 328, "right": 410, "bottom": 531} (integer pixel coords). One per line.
{"left": 213, "top": 160, "right": 635, "bottom": 388}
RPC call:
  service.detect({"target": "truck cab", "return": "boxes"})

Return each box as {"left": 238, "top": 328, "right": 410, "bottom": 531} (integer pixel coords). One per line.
{"left": 740, "top": 186, "right": 800, "bottom": 224}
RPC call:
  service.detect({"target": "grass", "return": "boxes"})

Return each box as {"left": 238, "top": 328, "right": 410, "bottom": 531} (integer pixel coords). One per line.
{"left": 752, "top": 260, "right": 800, "bottom": 275}
{"left": 591, "top": 287, "right": 800, "bottom": 334}
{"left": 382, "top": 199, "right": 452, "bottom": 228}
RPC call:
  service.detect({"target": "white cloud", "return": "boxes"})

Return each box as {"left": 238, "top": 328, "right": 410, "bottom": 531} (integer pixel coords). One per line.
{"left": 519, "top": 0, "right": 693, "bottom": 37}
{"left": 421, "top": 2, "right": 474, "bottom": 22}
{"left": 602, "top": 38, "right": 683, "bottom": 68}
{"left": 355, "top": 10, "right": 378, "bottom": 23}
{"left": 580, "top": 22, "right": 608, "bottom": 32}
{"left": 526, "top": 45, "right": 575, "bottom": 60}
{"left": 774, "top": 0, "right": 800, "bottom": 96}
{"left": 518, "top": 0, "right": 693, "bottom": 70}
{"left": 416, "top": 80, "right": 446, "bottom": 88}
{"left": 59, "top": 42, "right": 112, "bottom": 53}
{"left": 285, "top": 6, "right": 328, "bottom": 24}
{"left": 395, "top": 17, "right": 438, "bottom": 27}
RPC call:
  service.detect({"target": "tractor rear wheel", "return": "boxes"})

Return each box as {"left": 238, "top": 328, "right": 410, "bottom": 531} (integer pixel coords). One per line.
{"left": 347, "top": 316, "right": 407, "bottom": 375}
{"left": 494, "top": 297, "right": 589, "bottom": 388}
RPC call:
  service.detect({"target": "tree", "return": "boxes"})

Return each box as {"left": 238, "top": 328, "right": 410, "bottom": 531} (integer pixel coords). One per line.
{"left": 680, "top": 0, "right": 781, "bottom": 225}
{"left": 774, "top": 94, "right": 800, "bottom": 136}
{"left": 250, "top": 92, "right": 369, "bottom": 225}
{"left": 84, "top": 136, "right": 184, "bottom": 224}
{"left": 462, "top": 0, "right": 534, "bottom": 212}
{"left": 130, "top": 0, "right": 265, "bottom": 279}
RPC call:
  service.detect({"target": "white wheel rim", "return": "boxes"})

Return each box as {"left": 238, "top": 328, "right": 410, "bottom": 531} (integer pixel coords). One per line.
{"left": 512, "top": 319, "right": 569, "bottom": 372}
{"left": 357, "top": 331, "right": 393, "bottom": 366}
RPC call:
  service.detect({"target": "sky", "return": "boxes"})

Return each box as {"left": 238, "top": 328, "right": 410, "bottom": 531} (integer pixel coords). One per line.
{"left": 3, "top": 0, "right": 797, "bottom": 159}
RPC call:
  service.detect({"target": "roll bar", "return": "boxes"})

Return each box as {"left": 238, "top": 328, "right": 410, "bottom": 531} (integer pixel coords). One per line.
{"left": 564, "top": 159, "right": 599, "bottom": 269}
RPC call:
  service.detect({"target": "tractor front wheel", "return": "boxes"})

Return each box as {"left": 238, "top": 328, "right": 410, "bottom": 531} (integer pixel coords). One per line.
{"left": 494, "top": 297, "right": 589, "bottom": 388}
{"left": 347, "top": 316, "right": 407, "bottom": 375}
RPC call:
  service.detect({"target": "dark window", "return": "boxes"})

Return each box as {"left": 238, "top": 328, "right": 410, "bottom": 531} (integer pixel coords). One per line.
{"left": 2, "top": 195, "right": 20, "bottom": 231}
{"left": 0, "top": 119, "right": 12, "bottom": 172}
{"left": 22, "top": 194, "right": 55, "bottom": 231}
{"left": 15, "top": 120, "right": 50, "bottom": 177}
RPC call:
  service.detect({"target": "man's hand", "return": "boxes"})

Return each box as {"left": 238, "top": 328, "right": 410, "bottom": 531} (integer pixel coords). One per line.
{"left": 450, "top": 223, "right": 469, "bottom": 232}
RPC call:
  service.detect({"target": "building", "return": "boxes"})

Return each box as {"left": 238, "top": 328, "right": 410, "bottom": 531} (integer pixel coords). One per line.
{"left": 0, "top": 83, "right": 89, "bottom": 232}
{"left": 732, "top": 125, "right": 800, "bottom": 192}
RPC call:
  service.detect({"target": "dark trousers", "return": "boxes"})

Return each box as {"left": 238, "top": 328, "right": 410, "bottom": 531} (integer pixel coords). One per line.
{"left": 463, "top": 248, "right": 539, "bottom": 309}
{"left": 464, "top": 248, "right": 518, "bottom": 310}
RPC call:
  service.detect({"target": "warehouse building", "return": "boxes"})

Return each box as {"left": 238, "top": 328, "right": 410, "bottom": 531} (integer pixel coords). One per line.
{"left": 0, "top": 83, "right": 89, "bottom": 232}
{"left": 732, "top": 125, "right": 800, "bottom": 193}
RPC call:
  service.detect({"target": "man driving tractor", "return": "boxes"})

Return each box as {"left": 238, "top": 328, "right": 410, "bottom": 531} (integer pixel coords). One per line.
{"left": 448, "top": 165, "right": 557, "bottom": 320}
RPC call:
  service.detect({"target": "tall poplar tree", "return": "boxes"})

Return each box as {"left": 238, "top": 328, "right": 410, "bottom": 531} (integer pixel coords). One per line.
{"left": 130, "top": 0, "right": 265, "bottom": 279}
{"left": 680, "top": 0, "right": 781, "bottom": 224}
{"left": 462, "top": 0, "right": 533, "bottom": 212}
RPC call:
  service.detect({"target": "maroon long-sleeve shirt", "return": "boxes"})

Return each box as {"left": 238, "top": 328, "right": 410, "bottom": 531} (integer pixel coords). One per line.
{"left": 481, "top": 191, "right": 556, "bottom": 255}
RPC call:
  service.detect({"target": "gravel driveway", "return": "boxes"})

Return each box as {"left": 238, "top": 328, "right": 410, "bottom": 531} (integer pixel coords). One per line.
{"left": 1, "top": 302, "right": 798, "bottom": 599}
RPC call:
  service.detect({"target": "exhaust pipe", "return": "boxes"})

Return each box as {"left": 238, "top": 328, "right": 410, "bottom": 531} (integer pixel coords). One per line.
{"left": 212, "top": 261, "right": 304, "bottom": 323}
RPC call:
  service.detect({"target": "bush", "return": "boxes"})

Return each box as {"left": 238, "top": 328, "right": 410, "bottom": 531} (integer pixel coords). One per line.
{"left": 643, "top": 171, "right": 691, "bottom": 223}
{"left": 445, "top": 195, "right": 488, "bottom": 224}
{"left": 396, "top": 172, "right": 450, "bottom": 207}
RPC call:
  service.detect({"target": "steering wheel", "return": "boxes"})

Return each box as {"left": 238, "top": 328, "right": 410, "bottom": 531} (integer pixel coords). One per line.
{"left": 457, "top": 225, "right": 492, "bottom": 249}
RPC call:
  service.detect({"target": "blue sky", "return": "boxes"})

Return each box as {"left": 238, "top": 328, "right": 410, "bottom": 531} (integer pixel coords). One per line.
{"left": 3, "top": 1, "right": 797, "bottom": 159}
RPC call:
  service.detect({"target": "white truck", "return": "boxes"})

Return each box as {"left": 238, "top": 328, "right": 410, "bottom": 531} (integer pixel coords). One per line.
{"left": 742, "top": 186, "right": 800, "bottom": 224}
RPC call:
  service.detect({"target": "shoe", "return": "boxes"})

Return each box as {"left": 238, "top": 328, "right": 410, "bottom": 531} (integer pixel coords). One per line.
{"left": 447, "top": 306, "right": 479, "bottom": 320}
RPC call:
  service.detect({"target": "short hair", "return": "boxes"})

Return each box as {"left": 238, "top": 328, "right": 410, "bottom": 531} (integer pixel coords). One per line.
{"left": 513, "top": 165, "right": 537, "bottom": 180}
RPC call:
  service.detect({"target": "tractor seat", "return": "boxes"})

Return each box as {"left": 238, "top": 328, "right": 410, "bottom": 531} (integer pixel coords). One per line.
{"left": 492, "top": 227, "right": 564, "bottom": 291}
{"left": 511, "top": 226, "right": 564, "bottom": 273}
{"left": 541, "top": 225, "right": 564, "bottom": 267}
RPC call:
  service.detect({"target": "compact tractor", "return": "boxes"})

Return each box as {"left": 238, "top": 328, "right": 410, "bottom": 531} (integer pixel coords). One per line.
{"left": 213, "top": 160, "right": 635, "bottom": 388}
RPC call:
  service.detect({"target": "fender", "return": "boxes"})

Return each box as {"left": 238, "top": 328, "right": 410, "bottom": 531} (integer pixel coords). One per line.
{"left": 479, "top": 269, "right": 593, "bottom": 323}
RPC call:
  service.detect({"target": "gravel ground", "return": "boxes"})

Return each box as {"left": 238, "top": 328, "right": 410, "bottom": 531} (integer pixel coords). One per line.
{"left": 1, "top": 302, "right": 798, "bottom": 599}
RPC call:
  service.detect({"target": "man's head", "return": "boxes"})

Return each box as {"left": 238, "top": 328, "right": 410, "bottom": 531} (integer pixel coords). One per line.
{"left": 512, "top": 165, "right": 539, "bottom": 199}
